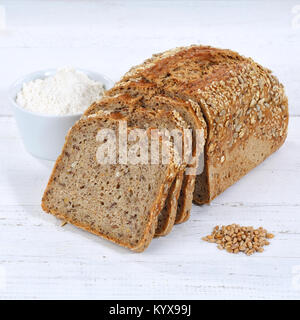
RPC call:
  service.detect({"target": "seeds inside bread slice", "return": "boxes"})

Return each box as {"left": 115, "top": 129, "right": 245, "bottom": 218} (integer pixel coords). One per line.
{"left": 85, "top": 95, "right": 189, "bottom": 236}
{"left": 101, "top": 83, "right": 206, "bottom": 223}
{"left": 42, "top": 112, "right": 184, "bottom": 251}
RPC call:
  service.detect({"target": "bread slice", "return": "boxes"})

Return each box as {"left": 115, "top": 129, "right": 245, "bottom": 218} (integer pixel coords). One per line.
{"left": 114, "top": 45, "right": 289, "bottom": 204}
{"left": 42, "top": 113, "right": 183, "bottom": 252}
{"left": 156, "top": 169, "right": 183, "bottom": 236}
{"left": 90, "top": 87, "right": 206, "bottom": 224}
{"left": 83, "top": 94, "right": 190, "bottom": 235}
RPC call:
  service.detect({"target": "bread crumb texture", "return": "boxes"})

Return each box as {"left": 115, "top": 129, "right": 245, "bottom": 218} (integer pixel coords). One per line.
{"left": 42, "top": 114, "right": 181, "bottom": 251}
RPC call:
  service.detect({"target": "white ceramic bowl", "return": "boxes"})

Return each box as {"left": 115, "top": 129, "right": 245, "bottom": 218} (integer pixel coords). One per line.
{"left": 9, "top": 69, "right": 114, "bottom": 161}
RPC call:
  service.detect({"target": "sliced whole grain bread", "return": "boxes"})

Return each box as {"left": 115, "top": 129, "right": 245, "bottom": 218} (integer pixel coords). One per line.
{"left": 42, "top": 113, "right": 182, "bottom": 252}
{"left": 87, "top": 89, "right": 206, "bottom": 224}
{"left": 84, "top": 95, "right": 189, "bottom": 236}
{"left": 41, "top": 45, "right": 288, "bottom": 252}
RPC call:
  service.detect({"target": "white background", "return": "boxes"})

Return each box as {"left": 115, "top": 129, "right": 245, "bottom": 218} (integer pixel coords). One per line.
{"left": 0, "top": 0, "right": 300, "bottom": 299}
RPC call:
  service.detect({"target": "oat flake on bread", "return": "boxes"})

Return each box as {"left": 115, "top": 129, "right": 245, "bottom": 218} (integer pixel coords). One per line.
{"left": 16, "top": 67, "right": 105, "bottom": 115}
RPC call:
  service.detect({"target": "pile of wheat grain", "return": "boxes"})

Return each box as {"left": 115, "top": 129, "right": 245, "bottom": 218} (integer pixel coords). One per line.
{"left": 202, "top": 224, "right": 274, "bottom": 256}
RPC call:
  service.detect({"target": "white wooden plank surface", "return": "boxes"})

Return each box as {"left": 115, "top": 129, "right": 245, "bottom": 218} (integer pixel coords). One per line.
{"left": 0, "top": 0, "right": 300, "bottom": 300}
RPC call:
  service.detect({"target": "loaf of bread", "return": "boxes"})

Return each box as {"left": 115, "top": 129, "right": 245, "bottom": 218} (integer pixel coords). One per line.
{"left": 109, "top": 45, "right": 289, "bottom": 204}
{"left": 42, "top": 112, "right": 185, "bottom": 251}
{"left": 42, "top": 45, "right": 288, "bottom": 252}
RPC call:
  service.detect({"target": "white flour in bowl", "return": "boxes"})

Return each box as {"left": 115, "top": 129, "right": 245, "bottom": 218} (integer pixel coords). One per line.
{"left": 16, "top": 67, "right": 105, "bottom": 115}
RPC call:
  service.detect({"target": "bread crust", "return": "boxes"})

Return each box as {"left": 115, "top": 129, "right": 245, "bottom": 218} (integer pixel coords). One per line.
{"left": 115, "top": 45, "right": 289, "bottom": 204}
{"left": 155, "top": 168, "right": 184, "bottom": 236}
{"left": 41, "top": 115, "right": 180, "bottom": 252}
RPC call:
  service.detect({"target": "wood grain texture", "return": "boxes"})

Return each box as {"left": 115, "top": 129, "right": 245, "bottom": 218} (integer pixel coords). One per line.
{"left": 0, "top": 0, "right": 300, "bottom": 300}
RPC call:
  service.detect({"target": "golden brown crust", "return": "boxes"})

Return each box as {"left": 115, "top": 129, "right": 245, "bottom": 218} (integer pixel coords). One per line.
{"left": 116, "top": 45, "right": 289, "bottom": 204}
{"left": 41, "top": 115, "right": 180, "bottom": 252}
